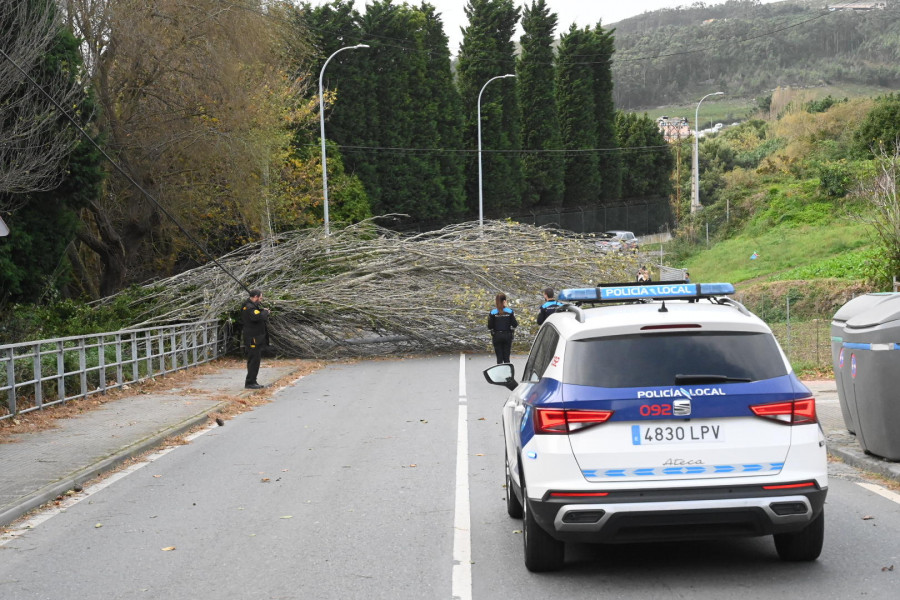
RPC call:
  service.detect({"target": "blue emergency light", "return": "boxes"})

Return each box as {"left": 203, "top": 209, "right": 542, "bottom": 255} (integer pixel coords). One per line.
{"left": 558, "top": 282, "right": 735, "bottom": 303}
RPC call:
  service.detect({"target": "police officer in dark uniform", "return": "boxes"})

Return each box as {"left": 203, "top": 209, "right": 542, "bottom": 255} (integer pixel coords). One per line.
{"left": 242, "top": 289, "right": 270, "bottom": 389}
{"left": 536, "top": 287, "right": 564, "bottom": 326}
{"left": 488, "top": 292, "right": 518, "bottom": 364}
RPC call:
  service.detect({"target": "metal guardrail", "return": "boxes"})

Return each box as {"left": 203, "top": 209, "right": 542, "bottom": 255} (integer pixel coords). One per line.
{"left": 0, "top": 320, "right": 222, "bottom": 420}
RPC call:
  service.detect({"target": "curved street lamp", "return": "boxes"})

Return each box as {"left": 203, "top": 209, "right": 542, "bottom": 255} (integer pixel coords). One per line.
{"left": 691, "top": 91, "right": 724, "bottom": 214}
{"left": 478, "top": 73, "right": 515, "bottom": 229}
{"left": 319, "top": 44, "right": 369, "bottom": 235}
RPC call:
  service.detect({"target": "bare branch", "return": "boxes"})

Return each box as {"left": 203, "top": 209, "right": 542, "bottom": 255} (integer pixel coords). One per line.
{"left": 0, "top": 1, "right": 85, "bottom": 200}
{"left": 100, "top": 219, "right": 640, "bottom": 357}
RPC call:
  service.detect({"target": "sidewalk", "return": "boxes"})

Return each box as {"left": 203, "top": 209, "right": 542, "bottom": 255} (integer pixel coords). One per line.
{"left": 803, "top": 380, "right": 900, "bottom": 483}
{"left": 0, "top": 359, "right": 306, "bottom": 527}
{"left": 0, "top": 364, "right": 897, "bottom": 528}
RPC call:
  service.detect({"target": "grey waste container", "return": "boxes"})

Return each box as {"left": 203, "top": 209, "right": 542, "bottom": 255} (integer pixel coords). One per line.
{"left": 831, "top": 293, "right": 900, "bottom": 434}
{"left": 841, "top": 295, "right": 900, "bottom": 460}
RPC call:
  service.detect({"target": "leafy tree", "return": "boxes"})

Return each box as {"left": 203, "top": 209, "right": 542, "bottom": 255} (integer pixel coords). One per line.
{"left": 66, "top": 0, "right": 298, "bottom": 295}
{"left": 854, "top": 93, "right": 900, "bottom": 158}
{"left": 457, "top": 0, "right": 522, "bottom": 217}
{"left": 517, "top": 0, "right": 564, "bottom": 209}
{"left": 556, "top": 25, "right": 600, "bottom": 207}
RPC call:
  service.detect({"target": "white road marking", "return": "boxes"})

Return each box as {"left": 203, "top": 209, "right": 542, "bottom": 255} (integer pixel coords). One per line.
{"left": 856, "top": 482, "right": 900, "bottom": 505}
{"left": 451, "top": 353, "right": 472, "bottom": 600}
{"left": 0, "top": 424, "right": 217, "bottom": 546}
{"left": 0, "top": 378, "right": 310, "bottom": 545}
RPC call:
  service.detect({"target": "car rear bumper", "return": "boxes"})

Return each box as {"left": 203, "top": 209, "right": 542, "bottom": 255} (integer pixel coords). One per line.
{"left": 530, "top": 485, "right": 826, "bottom": 544}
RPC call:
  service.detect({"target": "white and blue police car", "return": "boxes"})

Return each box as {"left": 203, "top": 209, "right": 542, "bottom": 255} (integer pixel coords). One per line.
{"left": 484, "top": 282, "right": 827, "bottom": 572}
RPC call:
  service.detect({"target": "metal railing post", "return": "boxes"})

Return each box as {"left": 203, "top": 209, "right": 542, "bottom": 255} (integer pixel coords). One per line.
{"left": 6, "top": 347, "right": 15, "bottom": 415}
{"left": 98, "top": 335, "right": 107, "bottom": 392}
{"left": 33, "top": 344, "right": 42, "bottom": 409}
{"left": 116, "top": 334, "right": 124, "bottom": 386}
{"left": 78, "top": 338, "right": 87, "bottom": 398}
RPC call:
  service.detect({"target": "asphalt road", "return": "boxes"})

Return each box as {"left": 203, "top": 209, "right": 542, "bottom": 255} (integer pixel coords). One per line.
{"left": 0, "top": 355, "right": 898, "bottom": 599}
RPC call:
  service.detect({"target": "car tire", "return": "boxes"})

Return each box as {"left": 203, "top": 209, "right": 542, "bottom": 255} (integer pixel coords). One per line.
{"left": 505, "top": 452, "right": 523, "bottom": 519}
{"left": 774, "top": 509, "right": 824, "bottom": 561}
{"left": 522, "top": 484, "right": 565, "bottom": 572}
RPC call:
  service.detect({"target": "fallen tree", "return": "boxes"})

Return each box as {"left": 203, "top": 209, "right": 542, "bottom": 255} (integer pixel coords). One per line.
{"left": 106, "top": 219, "right": 640, "bottom": 357}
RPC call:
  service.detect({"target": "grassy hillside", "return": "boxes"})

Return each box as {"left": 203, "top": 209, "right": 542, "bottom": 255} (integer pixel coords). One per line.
{"left": 651, "top": 87, "right": 900, "bottom": 325}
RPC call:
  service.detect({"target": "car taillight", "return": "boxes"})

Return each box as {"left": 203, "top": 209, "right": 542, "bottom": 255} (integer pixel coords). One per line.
{"left": 534, "top": 407, "right": 614, "bottom": 434}
{"left": 750, "top": 397, "right": 817, "bottom": 425}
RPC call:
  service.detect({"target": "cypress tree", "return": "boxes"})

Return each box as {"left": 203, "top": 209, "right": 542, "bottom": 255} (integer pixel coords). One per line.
{"left": 457, "top": 0, "right": 522, "bottom": 217}
{"left": 591, "top": 24, "right": 621, "bottom": 202}
{"left": 556, "top": 25, "right": 600, "bottom": 207}
{"left": 518, "top": 0, "right": 564, "bottom": 209}
{"left": 420, "top": 2, "right": 466, "bottom": 220}
{"left": 616, "top": 112, "right": 674, "bottom": 199}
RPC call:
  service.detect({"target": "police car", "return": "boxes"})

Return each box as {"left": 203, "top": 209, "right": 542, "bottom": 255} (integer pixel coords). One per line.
{"left": 483, "top": 282, "right": 827, "bottom": 572}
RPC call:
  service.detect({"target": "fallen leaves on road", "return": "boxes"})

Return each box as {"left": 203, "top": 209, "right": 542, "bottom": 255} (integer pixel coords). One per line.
{"left": 161, "top": 546, "right": 176, "bottom": 551}
{"left": 261, "top": 478, "right": 270, "bottom": 483}
{"left": 94, "top": 523, "right": 102, "bottom": 528}
{"left": 882, "top": 565, "right": 894, "bottom": 572}
{"left": 863, "top": 515, "right": 875, "bottom": 520}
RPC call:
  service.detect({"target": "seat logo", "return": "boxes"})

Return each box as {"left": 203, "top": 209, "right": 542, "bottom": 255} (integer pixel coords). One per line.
{"left": 673, "top": 399, "right": 692, "bottom": 416}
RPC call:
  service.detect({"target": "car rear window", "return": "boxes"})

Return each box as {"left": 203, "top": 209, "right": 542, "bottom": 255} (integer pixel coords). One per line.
{"left": 565, "top": 331, "right": 788, "bottom": 388}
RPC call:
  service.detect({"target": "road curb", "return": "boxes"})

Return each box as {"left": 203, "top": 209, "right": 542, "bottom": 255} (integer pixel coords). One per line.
{"left": 0, "top": 401, "right": 228, "bottom": 527}
{"left": 827, "top": 445, "right": 900, "bottom": 484}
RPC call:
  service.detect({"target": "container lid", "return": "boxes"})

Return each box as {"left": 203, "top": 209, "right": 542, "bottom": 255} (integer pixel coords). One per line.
{"left": 833, "top": 293, "right": 900, "bottom": 323}
{"left": 845, "top": 295, "right": 900, "bottom": 329}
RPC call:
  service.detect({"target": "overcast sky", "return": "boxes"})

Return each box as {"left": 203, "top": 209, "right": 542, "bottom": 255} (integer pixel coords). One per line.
{"left": 311, "top": 1, "right": 784, "bottom": 56}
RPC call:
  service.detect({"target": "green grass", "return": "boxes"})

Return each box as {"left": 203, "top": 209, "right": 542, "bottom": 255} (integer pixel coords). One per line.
{"left": 631, "top": 83, "right": 897, "bottom": 129}
{"left": 683, "top": 221, "right": 873, "bottom": 284}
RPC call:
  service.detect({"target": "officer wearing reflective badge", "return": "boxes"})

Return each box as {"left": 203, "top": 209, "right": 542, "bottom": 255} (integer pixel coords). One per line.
{"left": 536, "top": 287, "right": 564, "bottom": 325}
{"left": 488, "top": 292, "right": 518, "bottom": 364}
{"left": 242, "top": 289, "right": 270, "bottom": 389}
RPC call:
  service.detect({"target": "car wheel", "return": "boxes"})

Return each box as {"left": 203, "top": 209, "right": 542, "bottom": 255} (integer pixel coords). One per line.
{"left": 522, "top": 484, "right": 565, "bottom": 572}
{"left": 505, "top": 452, "right": 523, "bottom": 519}
{"left": 774, "top": 509, "right": 824, "bottom": 561}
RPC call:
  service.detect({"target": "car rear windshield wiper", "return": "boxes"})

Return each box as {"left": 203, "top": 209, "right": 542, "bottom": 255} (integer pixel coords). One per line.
{"left": 674, "top": 374, "right": 752, "bottom": 384}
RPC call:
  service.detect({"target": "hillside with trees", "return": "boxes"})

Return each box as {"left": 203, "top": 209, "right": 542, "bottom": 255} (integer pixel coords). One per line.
{"left": 611, "top": 0, "right": 900, "bottom": 109}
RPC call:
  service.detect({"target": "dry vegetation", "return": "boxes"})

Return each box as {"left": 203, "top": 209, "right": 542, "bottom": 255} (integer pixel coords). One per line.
{"left": 105, "top": 219, "right": 640, "bottom": 357}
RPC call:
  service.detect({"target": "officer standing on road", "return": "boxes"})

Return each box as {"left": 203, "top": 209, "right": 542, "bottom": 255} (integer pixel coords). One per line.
{"left": 488, "top": 292, "right": 518, "bottom": 364}
{"left": 242, "top": 289, "right": 270, "bottom": 390}
{"left": 536, "top": 288, "right": 564, "bottom": 326}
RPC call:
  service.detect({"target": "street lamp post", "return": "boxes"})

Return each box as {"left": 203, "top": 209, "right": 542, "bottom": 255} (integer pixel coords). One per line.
{"left": 320, "top": 44, "right": 369, "bottom": 236}
{"left": 691, "top": 91, "right": 724, "bottom": 214}
{"left": 478, "top": 73, "right": 515, "bottom": 229}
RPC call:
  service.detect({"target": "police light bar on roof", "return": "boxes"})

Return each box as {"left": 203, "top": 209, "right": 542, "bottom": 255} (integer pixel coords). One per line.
{"left": 558, "top": 282, "right": 735, "bottom": 303}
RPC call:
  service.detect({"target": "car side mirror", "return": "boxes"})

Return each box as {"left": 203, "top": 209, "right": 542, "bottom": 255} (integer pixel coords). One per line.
{"left": 483, "top": 363, "right": 518, "bottom": 391}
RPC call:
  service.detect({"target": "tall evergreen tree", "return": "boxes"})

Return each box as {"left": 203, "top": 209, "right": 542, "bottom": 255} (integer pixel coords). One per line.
{"left": 518, "top": 0, "right": 564, "bottom": 209}
{"left": 457, "top": 0, "right": 522, "bottom": 217}
{"left": 591, "top": 23, "right": 621, "bottom": 202}
{"left": 304, "top": 1, "right": 464, "bottom": 222}
{"left": 556, "top": 25, "right": 600, "bottom": 207}
{"left": 616, "top": 112, "right": 674, "bottom": 199}
{"left": 420, "top": 3, "right": 466, "bottom": 220}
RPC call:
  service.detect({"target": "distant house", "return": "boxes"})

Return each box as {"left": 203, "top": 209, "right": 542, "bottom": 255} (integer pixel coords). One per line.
{"left": 656, "top": 116, "right": 691, "bottom": 143}
{"left": 827, "top": 2, "right": 887, "bottom": 11}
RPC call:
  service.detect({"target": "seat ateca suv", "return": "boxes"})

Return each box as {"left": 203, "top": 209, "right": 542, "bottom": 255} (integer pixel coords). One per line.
{"left": 484, "top": 282, "right": 827, "bottom": 572}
